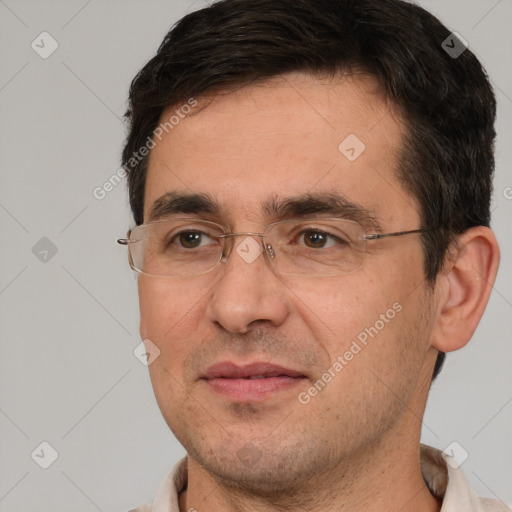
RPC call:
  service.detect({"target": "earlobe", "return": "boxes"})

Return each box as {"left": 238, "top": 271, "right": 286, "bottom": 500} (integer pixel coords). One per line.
{"left": 430, "top": 226, "right": 500, "bottom": 353}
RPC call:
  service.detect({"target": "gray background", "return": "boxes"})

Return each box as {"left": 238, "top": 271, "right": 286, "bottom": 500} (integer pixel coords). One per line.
{"left": 0, "top": 1, "right": 510, "bottom": 511}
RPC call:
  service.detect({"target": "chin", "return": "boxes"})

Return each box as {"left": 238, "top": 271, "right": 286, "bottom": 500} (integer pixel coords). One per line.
{"left": 187, "top": 436, "right": 333, "bottom": 496}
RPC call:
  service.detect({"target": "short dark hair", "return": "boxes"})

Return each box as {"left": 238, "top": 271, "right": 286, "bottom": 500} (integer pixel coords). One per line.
{"left": 122, "top": 0, "right": 497, "bottom": 379}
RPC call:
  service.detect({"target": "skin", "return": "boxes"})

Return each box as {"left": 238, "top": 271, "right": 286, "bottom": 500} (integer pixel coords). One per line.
{"left": 137, "top": 71, "right": 500, "bottom": 512}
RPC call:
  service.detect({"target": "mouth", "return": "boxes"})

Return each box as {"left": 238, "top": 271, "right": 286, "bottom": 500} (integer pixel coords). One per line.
{"left": 201, "top": 361, "right": 307, "bottom": 401}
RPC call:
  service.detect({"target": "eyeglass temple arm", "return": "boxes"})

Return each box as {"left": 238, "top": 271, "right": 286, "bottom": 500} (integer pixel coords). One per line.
{"left": 363, "top": 228, "right": 432, "bottom": 241}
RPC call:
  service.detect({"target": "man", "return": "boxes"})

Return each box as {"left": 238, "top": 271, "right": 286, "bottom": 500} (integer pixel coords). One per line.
{"left": 118, "top": 0, "right": 505, "bottom": 510}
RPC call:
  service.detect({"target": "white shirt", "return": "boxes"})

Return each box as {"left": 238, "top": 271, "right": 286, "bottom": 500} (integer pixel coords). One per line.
{"left": 127, "top": 445, "right": 509, "bottom": 512}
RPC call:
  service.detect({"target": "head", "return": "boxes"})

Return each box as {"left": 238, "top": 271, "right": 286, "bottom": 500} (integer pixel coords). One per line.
{"left": 121, "top": 0, "right": 499, "bottom": 496}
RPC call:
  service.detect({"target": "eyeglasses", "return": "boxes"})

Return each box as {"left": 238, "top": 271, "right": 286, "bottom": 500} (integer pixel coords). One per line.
{"left": 117, "top": 217, "right": 430, "bottom": 278}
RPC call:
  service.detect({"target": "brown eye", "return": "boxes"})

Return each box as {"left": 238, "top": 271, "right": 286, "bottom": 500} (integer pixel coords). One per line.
{"left": 303, "top": 231, "right": 328, "bottom": 248}
{"left": 297, "top": 229, "right": 348, "bottom": 249}
{"left": 178, "top": 231, "right": 203, "bottom": 248}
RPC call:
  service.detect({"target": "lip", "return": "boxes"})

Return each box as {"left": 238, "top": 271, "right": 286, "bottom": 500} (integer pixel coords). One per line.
{"left": 201, "top": 361, "right": 307, "bottom": 402}
{"left": 203, "top": 361, "right": 305, "bottom": 379}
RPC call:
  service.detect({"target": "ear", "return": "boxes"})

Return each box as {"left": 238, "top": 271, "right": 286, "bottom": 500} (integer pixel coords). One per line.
{"left": 430, "top": 226, "right": 500, "bottom": 353}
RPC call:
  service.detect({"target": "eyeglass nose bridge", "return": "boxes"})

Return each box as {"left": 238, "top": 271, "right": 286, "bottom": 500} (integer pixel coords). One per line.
{"left": 217, "top": 231, "right": 276, "bottom": 264}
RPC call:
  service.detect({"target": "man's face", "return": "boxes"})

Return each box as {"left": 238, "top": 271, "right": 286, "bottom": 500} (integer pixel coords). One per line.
{"left": 138, "top": 72, "right": 438, "bottom": 491}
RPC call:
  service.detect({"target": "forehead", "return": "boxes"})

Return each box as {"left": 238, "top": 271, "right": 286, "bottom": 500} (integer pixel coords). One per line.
{"left": 144, "top": 72, "right": 419, "bottom": 227}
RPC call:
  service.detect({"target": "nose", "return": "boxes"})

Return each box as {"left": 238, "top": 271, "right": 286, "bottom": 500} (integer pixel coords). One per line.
{"left": 206, "top": 235, "right": 290, "bottom": 334}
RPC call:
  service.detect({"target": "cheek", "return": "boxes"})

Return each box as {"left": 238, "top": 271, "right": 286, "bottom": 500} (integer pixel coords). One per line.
{"left": 138, "top": 278, "right": 171, "bottom": 339}
{"left": 138, "top": 277, "right": 206, "bottom": 360}
{"left": 138, "top": 279, "right": 206, "bottom": 415}
{"left": 292, "top": 256, "right": 423, "bottom": 365}
{"left": 288, "top": 271, "right": 390, "bottom": 334}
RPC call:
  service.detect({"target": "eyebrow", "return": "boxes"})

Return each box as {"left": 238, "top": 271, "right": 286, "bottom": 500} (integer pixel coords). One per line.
{"left": 263, "top": 192, "right": 382, "bottom": 232}
{"left": 147, "top": 191, "right": 381, "bottom": 232}
{"left": 148, "top": 191, "right": 220, "bottom": 222}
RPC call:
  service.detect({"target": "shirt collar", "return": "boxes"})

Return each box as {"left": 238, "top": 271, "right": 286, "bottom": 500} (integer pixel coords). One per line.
{"left": 420, "top": 444, "right": 491, "bottom": 512}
